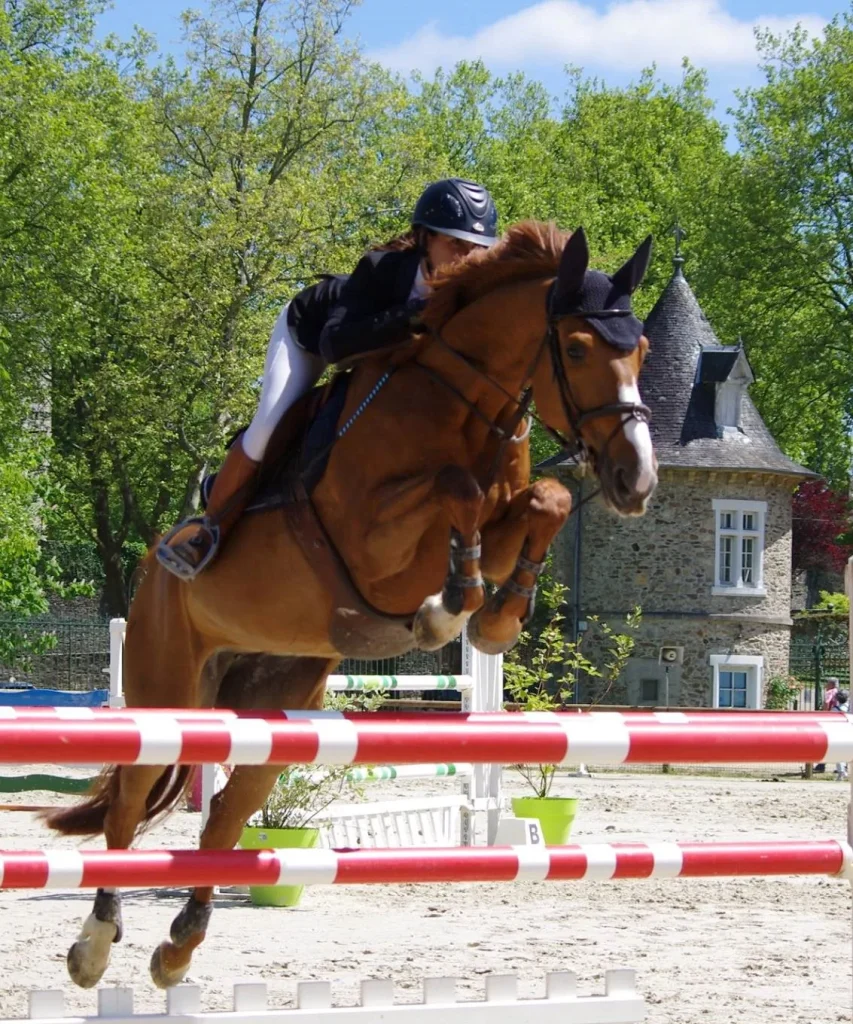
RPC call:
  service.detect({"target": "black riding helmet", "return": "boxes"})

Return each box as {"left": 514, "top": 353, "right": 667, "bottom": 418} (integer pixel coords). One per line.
{"left": 412, "top": 178, "right": 498, "bottom": 247}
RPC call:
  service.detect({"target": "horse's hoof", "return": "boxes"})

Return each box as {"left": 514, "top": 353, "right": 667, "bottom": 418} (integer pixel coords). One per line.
{"left": 150, "top": 941, "right": 190, "bottom": 990}
{"left": 413, "top": 595, "right": 465, "bottom": 651}
{"left": 66, "top": 917, "right": 117, "bottom": 989}
{"left": 466, "top": 613, "right": 521, "bottom": 656}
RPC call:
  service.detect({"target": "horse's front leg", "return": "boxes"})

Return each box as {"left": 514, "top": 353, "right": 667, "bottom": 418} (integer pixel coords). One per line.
{"left": 467, "top": 477, "right": 572, "bottom": 655}
{"left": 413, "top": 466, "right": 486, "bottom": 651}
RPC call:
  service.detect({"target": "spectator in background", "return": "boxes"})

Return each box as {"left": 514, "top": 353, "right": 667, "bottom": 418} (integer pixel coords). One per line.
{"left": 814, "top": 677, "right": 841, "bottom": 774}
{"left": 834, "top": 688, "right": 849, "bottom": 781}
{"left": 824, "top": 678, "right": 841, "bottom": 710}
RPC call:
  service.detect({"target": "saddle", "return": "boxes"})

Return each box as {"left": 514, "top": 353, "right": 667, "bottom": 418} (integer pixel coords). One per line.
{"left": 201, "top": 373, "right": 417, "bottom": 658}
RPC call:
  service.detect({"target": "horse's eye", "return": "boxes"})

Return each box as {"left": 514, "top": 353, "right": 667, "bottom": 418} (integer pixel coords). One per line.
{"left": 565, "top": 342, "right": 586, "bottom": 364}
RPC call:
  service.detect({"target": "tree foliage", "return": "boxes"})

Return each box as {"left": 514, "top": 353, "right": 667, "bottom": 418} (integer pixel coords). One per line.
{"left": 0, "top": 434, "right": 93, "bottom": 664}
{"left": 2, "top": 0, "right": 852, "bottom": 613}
{"left": 792, "top": 480, "right": 853, "bottom": 576}
{"left": 697, "top": 11, "right": 853, "bottom": 486}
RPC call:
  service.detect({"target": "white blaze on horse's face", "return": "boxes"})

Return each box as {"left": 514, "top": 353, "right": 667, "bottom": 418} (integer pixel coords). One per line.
{"left": 618, "top": 381, "right": 657, "bottom": 498}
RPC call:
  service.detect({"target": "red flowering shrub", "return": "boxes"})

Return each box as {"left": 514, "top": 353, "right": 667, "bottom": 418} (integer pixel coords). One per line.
{"left": 792, "top": 480, "right": 853, "bottom": 575}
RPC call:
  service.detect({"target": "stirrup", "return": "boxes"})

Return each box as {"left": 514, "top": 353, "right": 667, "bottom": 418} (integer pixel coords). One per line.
{"left": 155, "top": 517, "right": 221, "bottom": 582}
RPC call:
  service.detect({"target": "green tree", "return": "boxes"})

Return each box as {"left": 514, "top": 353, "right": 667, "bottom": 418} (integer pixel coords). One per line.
{"left": 0, "top": 434, "right": 92, "bottom": 665}
{"left": 0, "top": 0, "right": 127, "bottom": 614}
{"left": 0, "top": 0, "right": 106, "bottom": 434}
{"left": 0, "top": 442, "right": 52, "bottom": 624}
{"left": 699, "top": 11, "right": 853, "bottom": 485}
{"left": 28, "top": 43, "right": 167, "bottom": 614}
{"left": 42, "top": 0, "right": 418, "bottom": 614}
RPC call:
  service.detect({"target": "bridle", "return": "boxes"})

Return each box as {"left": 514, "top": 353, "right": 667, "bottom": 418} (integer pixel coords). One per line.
{"left": 414, "top": 278, "right": 651, "bottom": 484}
{"left": 542, "top": 281, "right": 651, "bottom": 462}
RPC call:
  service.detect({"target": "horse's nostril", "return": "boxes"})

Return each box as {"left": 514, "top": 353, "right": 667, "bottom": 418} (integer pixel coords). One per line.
{"left": 614, "top": 467, "right": 631, "bottom": 497}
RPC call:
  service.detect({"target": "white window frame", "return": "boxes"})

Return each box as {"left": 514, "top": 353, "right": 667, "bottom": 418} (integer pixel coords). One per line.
{"left": 710, "top": 654, "right": 764, "bottom": 710}
{"left": 712, "top": 498, "right": 767, "bottom": 597}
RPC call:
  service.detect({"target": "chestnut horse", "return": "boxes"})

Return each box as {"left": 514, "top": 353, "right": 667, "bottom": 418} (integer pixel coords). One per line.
{"left": 45, "top": 222, "right": 657, "bottom": 988}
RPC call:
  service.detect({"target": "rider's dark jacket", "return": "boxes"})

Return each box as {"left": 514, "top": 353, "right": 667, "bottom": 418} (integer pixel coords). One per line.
{"left": 286, "top": 249, "right": 424, "bottom": 362}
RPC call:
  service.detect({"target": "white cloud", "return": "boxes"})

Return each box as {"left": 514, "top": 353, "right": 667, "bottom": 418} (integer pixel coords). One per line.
{"left": 369, "top": 0, "right": 827, "bottom": 74}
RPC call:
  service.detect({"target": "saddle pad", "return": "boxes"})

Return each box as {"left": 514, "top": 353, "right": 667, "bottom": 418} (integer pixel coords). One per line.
{"left": 298, "top": 371, "right": 351, "bottom": 494}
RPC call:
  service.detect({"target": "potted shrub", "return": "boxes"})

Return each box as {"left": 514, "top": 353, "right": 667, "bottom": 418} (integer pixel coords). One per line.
{"left": 239, "top": 688, "right": 384, "bottom": 907}
{"left": 239, "top": 764, "right": 351, "bottom": 907}
{"left": 504, "top": 570, "right": 640, "bottom": 844}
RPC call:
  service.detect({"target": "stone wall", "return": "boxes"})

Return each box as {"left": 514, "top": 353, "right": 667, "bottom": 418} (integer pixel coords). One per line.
{"left": 549, "top": 466, "right": 798, "bottom": 706}
{"left": 572, "top": 614, "right": 791, "bottom": 706}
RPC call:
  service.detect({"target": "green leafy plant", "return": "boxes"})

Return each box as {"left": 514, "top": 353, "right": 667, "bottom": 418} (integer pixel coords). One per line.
{"left": 250, "top": 686, "right": 386, "bottom": 829}
{"left": 765, "top": 674, "right": 803, "bottom": 710}
{"left": 323, "top": 688, "right": 389, "bottom": 714}
{"left": 504, "top": 570, "right": 641, "bottom": 797}
{"left": 252, "top": 764, "right": 352, "bottom": 830}
{"left": 812, "top": 591, "right": 850, "bottom": 616}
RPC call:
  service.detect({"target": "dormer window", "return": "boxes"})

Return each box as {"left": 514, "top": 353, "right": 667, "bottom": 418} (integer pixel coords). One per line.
{"left": 697, "top": 346, "right": 755, "bottom": 435}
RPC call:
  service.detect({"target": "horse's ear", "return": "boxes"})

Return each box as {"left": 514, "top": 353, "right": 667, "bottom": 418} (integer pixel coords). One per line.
{"left": 552, "top": 227, "right": 590, "bottom": 308}
{"left": 612, "top": 234, "right": 653, "bottom": 295}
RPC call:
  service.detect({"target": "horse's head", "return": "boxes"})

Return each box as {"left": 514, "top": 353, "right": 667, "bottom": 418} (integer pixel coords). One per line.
{"left": 532, "top": 228, "right": 657, "bottom": 515}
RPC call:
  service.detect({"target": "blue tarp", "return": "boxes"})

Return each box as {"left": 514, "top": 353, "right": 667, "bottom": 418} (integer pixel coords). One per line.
{"left": 0, "top": 687, "right": 109, "bottom": 707}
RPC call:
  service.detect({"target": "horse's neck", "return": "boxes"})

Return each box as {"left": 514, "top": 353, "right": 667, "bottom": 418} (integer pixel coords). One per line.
{"left": 423, "top": 279, "right": 549, "bottom": 417}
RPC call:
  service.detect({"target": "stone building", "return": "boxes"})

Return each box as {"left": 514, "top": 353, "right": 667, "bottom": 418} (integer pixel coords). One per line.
{"left": 544, "top": 252, "right": 813, "bottom": 708}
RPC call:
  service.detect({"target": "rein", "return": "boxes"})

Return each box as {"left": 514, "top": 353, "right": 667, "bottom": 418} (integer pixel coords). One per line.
{"left": 411, "top": 279, "right": 650, "bottom": 491}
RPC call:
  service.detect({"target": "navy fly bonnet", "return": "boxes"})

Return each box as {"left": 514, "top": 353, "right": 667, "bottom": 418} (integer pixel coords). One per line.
{"left": 548, "top": 227, "right": 653, "bottom": 351}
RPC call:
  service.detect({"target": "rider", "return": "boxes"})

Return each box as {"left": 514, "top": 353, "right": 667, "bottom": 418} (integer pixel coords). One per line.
{"left": 156, "top": 177, "right": 499, "bottom": 580}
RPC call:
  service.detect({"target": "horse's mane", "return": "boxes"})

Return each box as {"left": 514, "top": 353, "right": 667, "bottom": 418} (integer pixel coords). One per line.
{"left": 423, "top": 220, "right": 570, "bottom": 328}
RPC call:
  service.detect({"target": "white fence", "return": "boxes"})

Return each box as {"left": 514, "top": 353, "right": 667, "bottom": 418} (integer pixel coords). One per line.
{"left": 18, "top": 973, "right": 645, "bottom": 1024}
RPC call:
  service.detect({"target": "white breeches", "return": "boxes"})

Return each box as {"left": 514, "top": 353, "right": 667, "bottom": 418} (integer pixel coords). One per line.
{"left": 242, "top": 303, "right": 325, "bottom": 462}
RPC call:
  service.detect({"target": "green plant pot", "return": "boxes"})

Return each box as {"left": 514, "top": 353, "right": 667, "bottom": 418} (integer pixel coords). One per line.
{"left": 511, "top": 796, "right": 578, "bottom": 845}
{"left": 238, "top": 826, "right": 320, "bottom": 907}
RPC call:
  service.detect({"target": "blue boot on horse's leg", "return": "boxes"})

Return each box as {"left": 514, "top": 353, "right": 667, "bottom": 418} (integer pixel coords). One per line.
{"left": 156, "top": 436, "right": 259, "bottom": 581}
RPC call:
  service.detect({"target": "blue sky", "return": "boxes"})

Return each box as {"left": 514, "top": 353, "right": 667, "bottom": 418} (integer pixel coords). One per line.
{"left": 97, "top": 0, "right": 846, "bottom": 119}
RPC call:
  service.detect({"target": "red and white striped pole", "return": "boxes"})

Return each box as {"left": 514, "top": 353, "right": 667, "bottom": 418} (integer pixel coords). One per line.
{"left": 0, "top": 711, "right": 850, "bottom": 766}
{"left": 0, "top": 841, "right": 848, "bottom": 890}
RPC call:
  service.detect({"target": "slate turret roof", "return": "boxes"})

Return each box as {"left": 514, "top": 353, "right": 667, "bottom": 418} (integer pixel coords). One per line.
{"left": 638, "top": 265, "right": 810, "bottom": 477}
{"left": 539, "top": 261, "right": 813, "bottom": 479}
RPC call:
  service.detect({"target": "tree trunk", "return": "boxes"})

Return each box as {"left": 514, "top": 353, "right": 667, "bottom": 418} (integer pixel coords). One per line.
{"left": 99, "top": 545, "right": 128, "bottom": 618}
{"left": 89, "top": 471, "right": 130, "bottom": 619}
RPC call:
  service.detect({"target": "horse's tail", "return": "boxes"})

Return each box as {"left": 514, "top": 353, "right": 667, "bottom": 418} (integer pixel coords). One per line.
{"left": 41, "top": 764, "right": 193, "bottom": 838}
